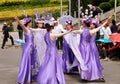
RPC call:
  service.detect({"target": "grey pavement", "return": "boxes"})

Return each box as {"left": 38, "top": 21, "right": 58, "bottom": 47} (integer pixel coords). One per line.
{"left": 0, "top": 32, "right": 120, "bottom": 84}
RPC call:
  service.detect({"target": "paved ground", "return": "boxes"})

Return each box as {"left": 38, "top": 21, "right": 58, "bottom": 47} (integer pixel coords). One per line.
{"left": 0, "top": 32, "right": 120, "bottom": 84}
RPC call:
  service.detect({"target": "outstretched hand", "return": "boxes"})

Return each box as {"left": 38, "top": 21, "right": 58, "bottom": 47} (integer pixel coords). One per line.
{"left": 107, "top": 15, "right": 112, "bottom": 20}
{"left": 69, "top": 29, "right": 73, "bottom": 32}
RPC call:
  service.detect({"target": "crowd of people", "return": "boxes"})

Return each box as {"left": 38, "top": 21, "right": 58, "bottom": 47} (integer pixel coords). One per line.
{"left": 98, "top": 19, "right": 120, "bottom": 61}
{"left": 1, "top": 14, "right": 119, "bottom": 84}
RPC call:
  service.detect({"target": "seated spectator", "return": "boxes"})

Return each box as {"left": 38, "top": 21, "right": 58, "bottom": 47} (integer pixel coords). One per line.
{"left": 98, "top": 42, "right": 109, "bottom": 60}
{"left": 108, "top": 42, "right": 120, "bottom": 60}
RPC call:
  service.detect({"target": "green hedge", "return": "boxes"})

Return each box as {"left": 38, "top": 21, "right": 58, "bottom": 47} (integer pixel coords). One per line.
{"left": 99, "top": 2, "right": 112, "bottom": 12}
{"left": 0, "top": 1, "right": 30, "bottom": 6}
{"left": 30, "top": 0, "right": 50, "bottom": 6}
{"left": 109, "top": 0, "right": 120, "bottom": 7}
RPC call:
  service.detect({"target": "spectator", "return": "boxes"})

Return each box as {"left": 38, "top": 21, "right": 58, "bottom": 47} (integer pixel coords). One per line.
{"left": 100, "top": 22, "right": 112, "bottom": 39}
{"left": 98, "top": 42, "right": 110, "bottom": 61}
{"left": 1, "top": 23, "right": 14, "bottom": 49}
{"left": 53, "top": 17, "right": 66, "bottom": 50}
{"left": 110, "top": 19, "right": 118, "bottom": 33}
{"left": 108, "top": 42, "right": 120, "bottom": 60}
{"left": 17, "top": 24, "right": 23, "bottom": 39}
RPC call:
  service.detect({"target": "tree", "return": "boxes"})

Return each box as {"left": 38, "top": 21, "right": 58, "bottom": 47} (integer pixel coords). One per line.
{"left": 91, "top": 0, "right": 109, "bottom": 6}
{"left": 71, "top": 0, "right": 90, "bottom": 17}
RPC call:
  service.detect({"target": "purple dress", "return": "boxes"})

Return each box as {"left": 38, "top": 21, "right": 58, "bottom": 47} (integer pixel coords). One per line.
{"left": 90, "top": 34, "right": 104, "bottom": 76}
{"left": 17, "top": 28, "right": 35, "bottom": 84}
{"left": 62, "top": 39, "right": 78, "bottom": 73}
{"left": 79, "top": 28, "right": 104, "bottom": 80}
{"left": 36, "top": 32, "right": 65, "bottom": 84}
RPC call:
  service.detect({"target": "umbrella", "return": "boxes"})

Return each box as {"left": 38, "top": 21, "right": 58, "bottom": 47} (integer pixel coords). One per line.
{"left": 109, "top": 33, "right": 120, "bottom": 42}
{"left": 14, "top": 39, "right": 25, "bottom": 45}
{"left": 59, "top": 15, "right": 74, "bottom": 25}
{"left": 96, "top": 38, "right": 112, "bottom": 43}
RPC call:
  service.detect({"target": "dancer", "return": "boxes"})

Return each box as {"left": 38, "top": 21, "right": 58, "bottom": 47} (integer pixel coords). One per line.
{"left": 62, "top": 21, "right": 87, "bottom": 73}
{"left": 36, "top": 23, "right": 71, "bottom": 84}
{"left": 31, "top": 19, "right": 47, "bottom": 77}
{"left": 17, "top": 24, "right": 23, "bottom": 40}
{"left": 14, "top": 16, "right": 35, "bottom": 84}
{"left": 73, "top": 16, "right": 112, "bottom": 82}
{"left": 89, "top": 20, "right": 105, "bottom": 81}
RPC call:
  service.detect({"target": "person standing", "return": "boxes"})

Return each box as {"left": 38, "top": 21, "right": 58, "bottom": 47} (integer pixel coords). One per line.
{"left": 62, "top": 21, "right": 87, "bottom": 73}
{"left": 53, "top": 18, "right": 66, "bottom": 50}
{"left": 73, "top": 16, "right": 112, "bottom": 82}
{"left": 100, "top": 22, "right": 112, "bottom": 39}
{"left": 17, "top": 24, "right": 23, "bottom": 40}
{"left": 89, "top": 20, "right": 105, "bottom": 80}
{"left": 14, "top": 16, "right": 36, "bottom": 84}
{"left": 110, "top": 19, "right": 118, "bottom": 33}
{"left": 100, "top": 22, "right": 112, "bottom": 60}
{"left": 31, "top": 19, "right": 47, "bottom": 76}
{"left": 1, "top": 23, "right": 14, "bottom": 49}
{"left": 36, "top": 23, "right": 71, "bottom": 84}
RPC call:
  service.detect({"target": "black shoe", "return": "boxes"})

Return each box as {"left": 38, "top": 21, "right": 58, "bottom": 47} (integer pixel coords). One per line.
{"left": 81, "top": 79, "right": 88, "bottom": 82}
{"left": 91, "top": 78, "right": 105, "bottom": 82}
{"left": 1, "top": 47, "right": 4, "bottom": 49}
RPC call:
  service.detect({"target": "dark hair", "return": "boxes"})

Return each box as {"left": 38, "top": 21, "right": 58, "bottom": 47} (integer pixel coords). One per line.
{"left": 24, "top": 21, "right": 31, "bottom": 27}
{"left": 84, "top": 21, "right": 90, "bottom": 27}
{"left": 66, "top": 20, "right": 72, "bottom": 25}
{"left": 112, "top": 19, "right": 116, "bottom": 25}
{"left": 92, "top": 23, "right": 97, "bottom": 28}
{"left": 45, "top": 23, "right": 52, "bottom": 32}
{"left": 99, "top": 21, "right": 102, "bottom": 24}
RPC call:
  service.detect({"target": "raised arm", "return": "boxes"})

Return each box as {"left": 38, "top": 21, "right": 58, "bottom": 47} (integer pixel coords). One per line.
{"left": 90, "top": 15, "right": 112, "bottom": 35}
{"left": 14, "top": 16, "right": 28, "bottom": 34}
{"left": 72, "top": 29, "right": 83, "bottom": 34}
{"left": 50, "top": 30, "right": 71, "bottom": 40}
{"left": 59, "top": 24, "right": 66, "bottom": 32}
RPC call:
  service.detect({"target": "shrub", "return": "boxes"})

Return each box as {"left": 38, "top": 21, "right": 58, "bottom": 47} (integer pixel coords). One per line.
{"left": 30, "top": 0, "right": 50, "bottom": 6}
{"left": 109, "top": 0, "right": 120, "bottom": 7}
{"left": 0, "top": 1, "right": 30, "bottom": 6}
{"left": 99, "top": 2, "right": 112, "bottom": 12}
{"left": 52, "top": 10, "right": 60, "bottom": 19}
{"left": 9, "top": 20, "right": 14, "bottom": 31}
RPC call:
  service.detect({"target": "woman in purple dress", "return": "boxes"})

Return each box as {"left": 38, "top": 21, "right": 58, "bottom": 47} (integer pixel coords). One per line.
{"left": 89, "top": 20, "right": 104, "bottom": 81}
{"left": 36, "top": 23, "right": 71, "bottom": 84}
{"left": 62, "top": 21, "right": 78, "bottom": 73}
{"left": 14, "top": 16, "right": 35, "bottom": 84}
{"left": 73, "top": 16, "right": 112, "bottom": 82}
{"left": 62, "top": 21, "right": 87, "bottom": 73}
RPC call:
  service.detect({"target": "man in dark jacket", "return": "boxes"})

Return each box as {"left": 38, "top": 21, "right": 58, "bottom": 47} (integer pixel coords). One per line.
{"left": 17, "top": 24, "right": 23, "bottom": 39}
{"left": 1, "top": 23, "right": 14, "bottom": 49}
